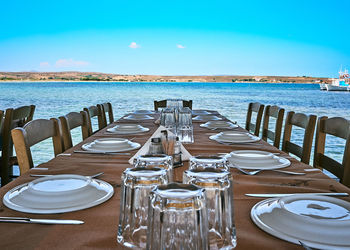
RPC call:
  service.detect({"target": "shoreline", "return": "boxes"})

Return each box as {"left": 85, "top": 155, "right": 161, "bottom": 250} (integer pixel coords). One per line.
{"left": 0, "top": 80, "right": 320, "bottom": 84}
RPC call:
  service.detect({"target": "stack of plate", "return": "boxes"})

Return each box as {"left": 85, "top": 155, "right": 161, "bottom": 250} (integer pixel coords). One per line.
{"left": 209, "top": 131, "right": 260, "bottom": 144}
{"left": 251, "top": 194, "right": 350, "bottom": 249}
{"left": 82, "top": 138, "right": 141, "bottom": 152}
{"left": 193, "top": 114, "right": 222, "bottom": 121}
{"left": 3, "top": 175, "right": 114, "bottom": 214}
{"left": 124, "top": 114, "right": 153, "bottom": 120}
{"left": 132, "top": 110, "right": 154, "bottom": 115}
{"left": 227, "top": 150, "right": 290, "bottom": 170}
{"left": 200, "top": 120, "right": 238, "bottom": 130}
{"left": 107, "top": 124, "right": 149, "bottom": 134}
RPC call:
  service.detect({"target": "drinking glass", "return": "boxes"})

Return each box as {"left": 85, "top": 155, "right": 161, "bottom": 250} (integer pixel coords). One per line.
{"left": 133, "top": 154, "right": 173, "bottom": 182}
{"left": 147, "top": 183, "right": 209, "bottom": 250}
{"left": 183, "top": 168, "right": 237, "bottom": 249}
{"left": 160, "top": 107, "right": 176, "bottom": 134}
{"left": 177, "top": 107, "right": 194, "bottom": 143}
{"left": 117, "top": 167, "right": 169, "bottom": 248}
{"left": 166, "top": 99, "right": 183, "bottom": 108}
{"left": 189, "top": 155, "right": 230, "bottom": 170}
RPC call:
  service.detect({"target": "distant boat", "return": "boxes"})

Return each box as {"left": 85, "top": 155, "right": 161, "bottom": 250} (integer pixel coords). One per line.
{"left": 321, "top": 68, "right": 350, "bottom": 91}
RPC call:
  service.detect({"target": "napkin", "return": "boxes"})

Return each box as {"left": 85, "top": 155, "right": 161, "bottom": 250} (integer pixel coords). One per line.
{"left": 128, "top": 125, "right": 192, "bottom": 165}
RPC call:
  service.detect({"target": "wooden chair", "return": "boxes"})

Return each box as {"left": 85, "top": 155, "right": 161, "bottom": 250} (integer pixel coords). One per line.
{"left": 83, "top": 105, "right": 104, "bottom": 134}
{"left": 314, "top": 116, "right": 350, "bottom": 187}
{"left": 245, "top": 102, "right": 264, "bottom": 136}
{"left": 282, "top": 111, "right": 317, "bottom": 164}
{"left": 1, "top": 105, "right": 35, "bottom": 186}
{"left": 154, "top": 100, "right": 193, "bottom": 111}
{"left": 59, "top": 111, "right": 91, "bottom": 151}
{"left": 262, "top": 105, "right": 285, "bottom": 148}
{"left": 11, "top": 118, "right": 63, "bottom": 176}
{"left": 97, "top": 102, "right": 114, "bottom": 127}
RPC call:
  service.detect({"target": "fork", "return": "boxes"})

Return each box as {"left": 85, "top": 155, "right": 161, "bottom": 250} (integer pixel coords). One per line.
{"left": 232, "top": 165, "right": 305, "bottom": 175}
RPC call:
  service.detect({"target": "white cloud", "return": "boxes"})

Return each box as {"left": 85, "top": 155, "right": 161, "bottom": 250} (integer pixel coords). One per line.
{"left": 55, "top": 59, "right": 89, "bottom": 68}
{"left": 39, "top": 62, "right": 50, "bottom": 67}
{"left": 129, "top": 42, "right": 140, "bottom": 49}
{"left": 177, "top": 44, "right": 186, "bottom": 49}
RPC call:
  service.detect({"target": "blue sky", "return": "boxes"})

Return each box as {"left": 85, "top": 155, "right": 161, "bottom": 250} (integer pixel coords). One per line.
{"left": 0, "top": 0, "right": 349, "bottom": 77}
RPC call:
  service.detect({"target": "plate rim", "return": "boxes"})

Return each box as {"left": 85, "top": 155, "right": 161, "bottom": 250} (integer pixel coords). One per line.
{"left": 3, "top": 175, "right": 114, "bottom": 214}
{"left": 209, "top": 134, "right": 260, "bottom": 143}
{"left": 82, "top": 141, "right": 141, "bottom": 152}
{"left": 251, "top": 196, "right": 350, "bottom": 249}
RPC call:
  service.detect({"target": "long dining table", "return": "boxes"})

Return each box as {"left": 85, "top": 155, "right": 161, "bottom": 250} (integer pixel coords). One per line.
{"left": 0, "top": 110, "right": 349, "bottom": 249}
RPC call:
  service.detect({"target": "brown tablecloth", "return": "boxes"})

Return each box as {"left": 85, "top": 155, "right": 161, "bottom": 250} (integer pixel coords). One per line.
{"left": 0, "top": 111, "right": 349, "bottom": 249}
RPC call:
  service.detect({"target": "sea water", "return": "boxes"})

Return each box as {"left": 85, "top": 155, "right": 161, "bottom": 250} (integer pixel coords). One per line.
{"left": 1, "top": 81, "right": 349, "bottom": 167}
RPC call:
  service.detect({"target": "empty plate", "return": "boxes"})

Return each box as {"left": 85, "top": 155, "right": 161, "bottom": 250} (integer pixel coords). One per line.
{"left": 3, "top": 175, "right": 114, "bottom": 214}
{"left": 132, "top": 110, "right": 154, "bottom": 114}
{"left": 82, "top": 138, "right": 141, "bottom": 152}
{"left": 227, "top": 150, "right": 290, "bottom": 170}
{"left": 251, "top": 195, "right": 350, "bottom": 249}
{"left": 193, "top": 115, "right": 222, "bottom": 121}
{"left": 200, "top": 120, "right": 238, "bottom": 129}
{"left": 210, "top": 132, "right": 260, "bottom": 143}
{"left": 124, "top": 114, "right": 153, "bottom": 120}
{"left": 192, "top": 110, "right": 211, "bottom": 115}
{"left": 107, "top": 124, "right": 149, "bottom": 134}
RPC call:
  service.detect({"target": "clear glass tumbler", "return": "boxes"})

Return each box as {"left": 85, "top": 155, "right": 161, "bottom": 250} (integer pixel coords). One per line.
{"left": 160, "top": 107, "right": 177, "bottom": 134}
{"left": 147, "top": 183, "right": 209, "bottom": 250}
{"left": 189, "top": 155, "right": 230, "bottom": 171}
{"left": 133, "top": 154, "right": 173, "bottom": 182}
{"left": 177, "top": 107, "right": 194, "bottom": 143}
{"left": 117, "top": 167, "right": 169, "bottom": 248}
{"left": 183, "top": 168, "right": 237, "bottom": 249}
{"left": 166, "top": 99, "right": 183, "bottom": 108}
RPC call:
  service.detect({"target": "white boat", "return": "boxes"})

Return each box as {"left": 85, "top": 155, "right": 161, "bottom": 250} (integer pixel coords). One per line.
{"left": 322, "top": 68, "right": 350, "bottom": 91}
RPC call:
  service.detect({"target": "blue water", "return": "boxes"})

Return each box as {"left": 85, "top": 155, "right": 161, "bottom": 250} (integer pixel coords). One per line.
{"left": 1, "top": 81, "right": 349, "bottom": 167}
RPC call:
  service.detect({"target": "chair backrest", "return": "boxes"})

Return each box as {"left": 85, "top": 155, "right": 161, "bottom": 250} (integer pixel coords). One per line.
{"left": 1, "top": 105, "right": 35, "bottom": 185}
{"left": 83, "top": 105, "right": 104, "bottom": 134}
{"left": 262, "top": 105, "right": 285, "bottom": 148}
{"left": 314, "top": 116, "right": 350, "bottom": 187}
{"left": 0, "top": 110, "right": 3, "bottom": 134}
{"left": 183, "top": 100, "right": 193, "bottom": 110}
{"left": 154, "top": 100, "right": 167, "bottom": 111}
{"left": 282, "top": 111, "right": 317, "bottom": 164}
{"left": 59, "top": 111, "right": 90, "bottom": 151}
{"left": 11, "top": 118, "right": 63, "bottom": 175}
{"left": 154, "top": 100, "right": 193, "bottom": 111}
{"left": 245, "top": 102, "right": 264, "bottom": 136}
{"left": 97, "top": 102, "right": 114, "bottom": 127}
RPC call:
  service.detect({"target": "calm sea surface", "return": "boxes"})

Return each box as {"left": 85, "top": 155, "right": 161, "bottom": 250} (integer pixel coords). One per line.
{"left": 1, "top": 81, "right": 349, "bottom": 167}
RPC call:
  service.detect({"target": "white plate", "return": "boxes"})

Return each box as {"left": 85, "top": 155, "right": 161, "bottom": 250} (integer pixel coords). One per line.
{"left": 107, "top": 124, "right": 149, "bottom": 134}
{"left": 193, "top": 115, "right": 222, "bottom": 121}
{"left": 209, "top": 132, "right": 260, "bottom": 143}
{"left": 132, "top": 110, "right": 154, "bottom": 114}
{"left": 82, "top": 138, "right": 141, "bottom": 152}
{"left": 230, "top": 150, "right": 274, "bottom": 160}
{"left": 227, "top": 150, "right": 290, "bottom": 170}
{"left": 251, "top": 195, "right": 350, "bottom": 249}
{"left": 3, "top": 175, "right": 114, "bottom": 214}
{"left": 200, "top": 121, "right": 238, "bottom": 129}
{"left": 124, "top": 114, "right": 153, "bottom": 120}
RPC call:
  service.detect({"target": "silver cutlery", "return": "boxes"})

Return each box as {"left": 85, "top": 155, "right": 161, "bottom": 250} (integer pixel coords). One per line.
{"left": 0, "top": 217, "right": 84, "bottom": 225}
{"left": 232, "top": 165, "right": 305, "bottom": 175}
{"left": 73, "top": 150, "right": 131, "bottom": 155}
{"left": 30, "top": 172, "right": 104, "bottom": 178}
{"left": 245, "top": 193, "right": 349, "bottom": 198}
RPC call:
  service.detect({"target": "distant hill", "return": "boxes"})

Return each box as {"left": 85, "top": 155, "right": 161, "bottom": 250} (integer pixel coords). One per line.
{"left": 0, "top": 71, "right": 330, "bottom": 83}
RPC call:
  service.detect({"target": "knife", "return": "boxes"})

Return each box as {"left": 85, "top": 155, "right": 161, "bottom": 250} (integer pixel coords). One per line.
{"left": 0, "top": 217, "right": 84, "bottom": 225}
{"left": 245, "top": 193, "right": 349, "bottom": 198}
